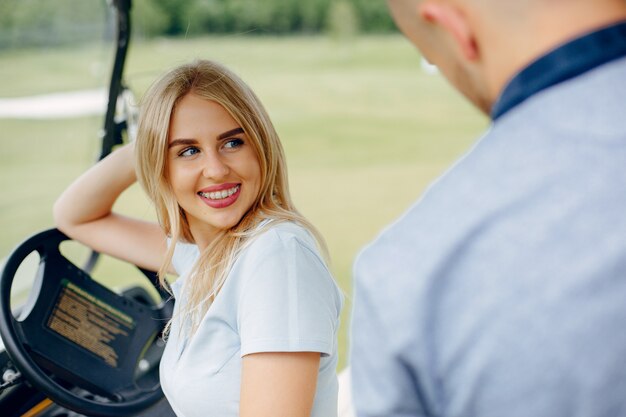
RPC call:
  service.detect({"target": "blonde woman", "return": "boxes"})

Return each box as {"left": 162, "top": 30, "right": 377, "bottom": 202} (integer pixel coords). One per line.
{"left": 53, "top": 60, "right": 343, "bottom": 417}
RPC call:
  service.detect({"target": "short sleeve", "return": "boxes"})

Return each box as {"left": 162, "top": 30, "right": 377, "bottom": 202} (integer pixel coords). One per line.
{"left": 237, "top": 229, "right": 342, "bottom": 357}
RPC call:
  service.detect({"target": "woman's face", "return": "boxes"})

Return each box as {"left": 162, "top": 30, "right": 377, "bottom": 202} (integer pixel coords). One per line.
{"left": 167, "top": 93, "right": 262, "bottom": 248}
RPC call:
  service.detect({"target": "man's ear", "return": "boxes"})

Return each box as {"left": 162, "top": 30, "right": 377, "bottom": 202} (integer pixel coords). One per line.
{"left": 418, "top": 1, "right": 479, "bottom": 61}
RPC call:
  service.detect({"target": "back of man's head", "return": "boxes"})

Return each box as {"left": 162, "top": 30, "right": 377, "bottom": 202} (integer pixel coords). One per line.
{"left": 386, "top": 0, "right": 626, "bottom": 114}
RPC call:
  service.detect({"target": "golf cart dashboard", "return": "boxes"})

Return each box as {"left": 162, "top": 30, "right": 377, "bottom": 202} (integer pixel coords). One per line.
{"left": 0, "top": 279, "right": 173, "bottom": 417}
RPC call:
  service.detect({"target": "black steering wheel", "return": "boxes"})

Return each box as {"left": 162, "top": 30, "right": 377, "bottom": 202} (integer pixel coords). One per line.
{"left": 0, "top": 229, "right": 173, "bottom": 416}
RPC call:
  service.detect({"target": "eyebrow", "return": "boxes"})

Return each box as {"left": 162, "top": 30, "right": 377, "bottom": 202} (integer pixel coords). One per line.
{"left": 168, "top": 127, "right": 245, "bottom": 148}
{"left": 168, "top": 138, "right": 197, "bottom": 148}
{"left": 217, "top": 127, "right": 244, "bottom": 140}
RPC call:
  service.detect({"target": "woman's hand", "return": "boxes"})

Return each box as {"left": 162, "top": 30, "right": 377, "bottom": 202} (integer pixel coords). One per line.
{"left": 240, "top": 352, "right": 320, "bottom": 417}
{"left": 53, "top": 143, "right": 167, "bottom": 272}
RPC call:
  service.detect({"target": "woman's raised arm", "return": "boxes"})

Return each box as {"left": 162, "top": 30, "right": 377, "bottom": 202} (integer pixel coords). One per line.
{"left": 53, "top": 143, "right": 168, "bottom": 272}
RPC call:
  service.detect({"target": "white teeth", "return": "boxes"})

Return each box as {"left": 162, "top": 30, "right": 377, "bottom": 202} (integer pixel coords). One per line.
{"left": 200, "top": 185, "right": 239, "bottom": 200}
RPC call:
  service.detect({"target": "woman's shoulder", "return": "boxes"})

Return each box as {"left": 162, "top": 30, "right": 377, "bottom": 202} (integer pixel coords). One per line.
{"left": 170, "top": 221, "right": 317, "bottom": 269}
{"left": 234, "top": 219, "right": 343, "bottom": 311}
{"left": 231, "top": 220, "right": 331, "bottom": 280}
{"left": 245, "top": 220, "right": 320, "bottom": 259}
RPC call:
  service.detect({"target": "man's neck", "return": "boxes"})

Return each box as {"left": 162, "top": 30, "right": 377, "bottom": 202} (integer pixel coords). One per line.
{"left": 489, "top": 20, "right": 626, "bottom": 120}
{"left": 483, "top": 3, "right": 626, "bottom": 107}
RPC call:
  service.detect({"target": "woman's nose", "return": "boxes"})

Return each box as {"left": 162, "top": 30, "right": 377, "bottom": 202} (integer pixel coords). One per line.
{"left": 202, "top": 152, "right": 230, "bottom": 179}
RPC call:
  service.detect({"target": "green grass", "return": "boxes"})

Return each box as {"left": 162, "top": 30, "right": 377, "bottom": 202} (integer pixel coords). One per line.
{"left": 0, "top": 35, "right": 487, "bottom": 368}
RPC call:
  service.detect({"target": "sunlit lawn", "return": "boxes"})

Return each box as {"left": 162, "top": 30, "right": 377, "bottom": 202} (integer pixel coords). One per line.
{"left": 0, "top": 35, "right": 487, "bottom": 368}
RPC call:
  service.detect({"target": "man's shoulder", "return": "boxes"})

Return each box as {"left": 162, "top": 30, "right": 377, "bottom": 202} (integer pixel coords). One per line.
{"left": 355, "top": 54, "right": 626, "bottom": 299}
{"left": 497, "top": 54, "right": 626, "bottom": 136}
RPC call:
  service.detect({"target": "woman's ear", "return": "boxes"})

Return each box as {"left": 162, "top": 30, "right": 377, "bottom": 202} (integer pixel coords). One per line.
{"left": 418, "top": 1, "right": 479, "bottom": 61}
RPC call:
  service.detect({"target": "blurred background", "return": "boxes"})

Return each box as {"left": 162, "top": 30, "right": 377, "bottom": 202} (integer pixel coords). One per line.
{"left": 0, "top": 0, "right": 486, "bottom": 368}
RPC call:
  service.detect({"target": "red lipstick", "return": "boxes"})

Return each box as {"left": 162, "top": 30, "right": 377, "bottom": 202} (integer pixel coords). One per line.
{"left": 197, "top": 183, "right": 241, "bottom": 209}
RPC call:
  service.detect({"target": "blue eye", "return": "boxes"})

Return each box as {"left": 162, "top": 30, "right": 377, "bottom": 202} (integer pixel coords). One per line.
{"left": 179, "top": 146, "right": 200, "bottom": 157}
{"left": 224, "top": 138, "right": 244, "bottom": 149}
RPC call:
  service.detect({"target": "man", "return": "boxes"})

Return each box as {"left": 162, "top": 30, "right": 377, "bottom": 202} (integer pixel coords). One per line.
{"left": 350, "top": 1, "right": 626, "bottom": 416}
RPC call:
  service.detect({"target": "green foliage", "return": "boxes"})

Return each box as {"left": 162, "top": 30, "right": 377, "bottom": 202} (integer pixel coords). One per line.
{"left": 0, "top": 0, "right": 108, "bottom": 49}
{"left": 0, "top": 0, "right": 395, "bottom": 48}
{"left": 132, "top": 0, "right": 170, "bottom": 38}
{"left": 325, "top": 0, "right": 360, "bottom": 40}
{"left": 352, "top": 0, "right": 396, "bottom": 32}
{"left": 150, "top": 0, "right": 190, "bottom": 35}
{"left": 181, "top": 0, "right": 334, "bottom": 35}
{"left": 299, "top": 0, "right": 332, "bottom": 32}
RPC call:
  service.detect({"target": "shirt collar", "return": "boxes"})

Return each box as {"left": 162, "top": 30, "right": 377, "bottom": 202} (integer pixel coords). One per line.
{"left": 491, "top": 21, "right": 626, "bottom": 121}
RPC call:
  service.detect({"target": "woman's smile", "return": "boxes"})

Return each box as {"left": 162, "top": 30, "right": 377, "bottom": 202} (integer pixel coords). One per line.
{"left": 198, "top": 183, "right": 241, "bottom": 208}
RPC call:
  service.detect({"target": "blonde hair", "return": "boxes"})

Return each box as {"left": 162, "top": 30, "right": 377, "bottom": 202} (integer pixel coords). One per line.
{"left": 135, "top": 59, "right": 326, "bottom": 336}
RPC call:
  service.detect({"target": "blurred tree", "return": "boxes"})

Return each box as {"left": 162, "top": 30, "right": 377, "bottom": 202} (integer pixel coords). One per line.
{"left": 299, "top": 0, "right": 332, "bottom": 33}
{"left": 151, "top": 0, "right": 189, "bottom": 35}
{"left": 133, "top": 0, "right": 170, "bottom": 38}
{"left": 0, "top": 0, "right": 107, "bottom": 49}
{"left": 183, "top": 0, "right": 231, "bottom": 34}
{"left": 0, "top": 0, "right": 396, "bottom": 48}
{"left": 326, "top": 0, "right": 360, "bottom": 40}
{"left": 352, "top": 0, "right": 396, "bottom": 32}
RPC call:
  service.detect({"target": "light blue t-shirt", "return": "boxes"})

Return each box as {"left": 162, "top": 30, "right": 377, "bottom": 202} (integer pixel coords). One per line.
{"left": 160, "top": 221, "right": 343, "bottom": 417}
